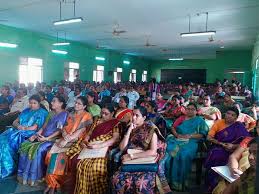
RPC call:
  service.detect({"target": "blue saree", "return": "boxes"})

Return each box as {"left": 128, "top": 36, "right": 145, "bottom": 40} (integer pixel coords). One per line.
{"left": 165, "top": 116, "right": 209, "bottom": 191}
{"left": 17, "top": 111, "right": 68, "bottom": 184}
{"left": 0, "top": 108, "right": 47, "bottom": 179}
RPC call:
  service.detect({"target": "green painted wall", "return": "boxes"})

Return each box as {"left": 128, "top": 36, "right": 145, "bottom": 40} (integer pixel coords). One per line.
{"left": 150, "top": 50, "right": 252, "bottom": 86}
{"left": 251, "top": 33, "right": 259, "bottom": 99}
{"left": 0, "top": 25, "right": 151, "bottom": 85}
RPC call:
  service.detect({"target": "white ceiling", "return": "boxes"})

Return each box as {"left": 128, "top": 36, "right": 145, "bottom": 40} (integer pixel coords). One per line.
{"left": 0, "top": 0, "right": 259, "bottom": 59}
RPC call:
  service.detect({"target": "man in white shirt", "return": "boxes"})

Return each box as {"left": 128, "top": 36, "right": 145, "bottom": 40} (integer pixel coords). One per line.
{"left": 127, "top": 86, "right": 140, "bottom": 109}
{"left": 66, "top": 87, "right": 82, "bottom": 111}
{"left": 10, "top": 88, "right": 29, "bottom": 113}
{"left": 0, "top": 88, "right": 29, "bottom": 131}
{"left": 113, "top": 87, "right": 127, "bottom": 103}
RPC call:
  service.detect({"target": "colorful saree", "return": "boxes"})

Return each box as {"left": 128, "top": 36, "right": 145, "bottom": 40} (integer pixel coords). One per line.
{"left": 17, "top": 111, "right": 68, "bottom": 184}
{"left": 112, "top": 121, "right": 171, "bottom": 194}
{"left": 74, "top": 118, "right": 120, "bottom": 194}
{"left": 165, "top": 116, "right": 209, "bottom": 191}
{"left": 163, "top": 105, "right": 186, "bottom": 129}
{"left": 0, "top": 107, "right": 47, "bottom": 179}
{"left": 147, "top": 112, "right": 167, "bottom": 137}
{"left": 204, "top": 120, "right": 250, "bottom": 192}
{"left": 115, "top": 108, "right": 132, "bottom": 120}
{"left": 199, "top": 106, "right": 221, "bottom": 128}
{"left": 45, "top": 111, "right": 92, "bottom": 189}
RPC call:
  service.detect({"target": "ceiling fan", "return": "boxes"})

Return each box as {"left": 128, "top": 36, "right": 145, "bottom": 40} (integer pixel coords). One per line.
{"left": 143, "top": 36, "right": 157, "bottom": 47}
{"left": 104, "top": 22, "right": 127, "bottom": 37}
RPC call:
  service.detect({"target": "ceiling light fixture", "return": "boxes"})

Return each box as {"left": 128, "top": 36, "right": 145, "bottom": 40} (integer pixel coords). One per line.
{"left": 180, "top": 12, "right": 216, "bottom": 37}
{"left": 95, "top": 56, "right": 105, "bottom": 61}
{"left": 0, "top": 42, "right": 18, "bottom": 48}
{"left": 52, "top": 49, "right": 68, "bottom": 55}
{"left": 54, "top": 17, "right": 83, "bottom": 25}
{"left": 169, "top": 58, "right": 184, "bottom": 61}
{"left": 53, "top": 42, "right": 70, "bottom": 46}
{"left": 229, "top": 71, "right": 245, "bottom": 74}
{"left": 123, "top": 60, "right": 130, "bottom": 64}
{"left": 53, "top": 0, "right": 83, "bottom": 26}
{"left": 181, "top": 31, "right": 216, "bottom": 37}
{"left": 53, "top": 32, "right": 70, "bottom": 46}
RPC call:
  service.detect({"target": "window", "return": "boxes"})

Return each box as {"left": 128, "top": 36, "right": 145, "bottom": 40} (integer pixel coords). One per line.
{"left": 68, "top": 62, "right": 79, "bottom": 82}
{"left": 19, "top": 57, "right": 43, "bottom": 85}
{"left": 93, "top": 65, "right": 104, "bottom": 82}
{"left": 114, "top": 67, "right": 122, "bottom": 83}
{"left": 142, "top": 70, "right": 147, "bottom": 82}
{"left": 129, "top": 69, "right": 136, "bottom": 82}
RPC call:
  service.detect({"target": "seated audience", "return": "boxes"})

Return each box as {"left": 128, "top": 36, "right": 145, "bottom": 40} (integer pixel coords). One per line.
{"left": 0, "top": 94, "right": 48, "bottom": 179}
{"left": 162, "top": 95, "right": 186, "bottom": 129}
{"left": 44, "top": 96, "right": 92, "bottom": 194}
{"left": 165, "top": 103, "right": 209, "bottom": 191}
{"left": 145, "top": 101, "right": 167, "bottom": 137}
{"left": 156, "top": 92, "right": 166, "bottom": 111}
{"left": 112, "top": 106, "right": 171, "bottom": 194}
{"left": 38, "top": 91, "right": 50, "bottom": 111}
{"left": 204, "top": 107, "right": 250, "bottom": 192}
{"left": 86, "top": 91, "right": 101, "bottom": 118}
{"left": 0, "top": 85, "right": 13, "bottom": 115}
{"left": 73, "top": 103, "right": 120, "bottom": 194}
{"left": 17, "top": 96, "right": 67, "bottom": 186}
{"left": 115, "top": 96, "right": 132, "bottom": 125}
{"left": 127, "top": 86, "right": 140, "bottom": 109}
{"left": 113, "top": 87, "right": 127, "bottom": 103}
{"left": 66, "top": 87, "right": 81, "bottom": 111}
{"left": 44, "top": 85, "right": 54, "bottom": 104}
{"left": 221, "top": 137, "right": 257, "bottom": 194}
{"left": 234, "top": 103, "right": 256, "bottom": 132}
{"left": 0, "top": 88, "right": 28, "bottom": 131}
{"left": 199, "top": 94, "right": 221, "bottom": 128}
{"left": 212, "top": 137, "right": 257, "bottom": 194}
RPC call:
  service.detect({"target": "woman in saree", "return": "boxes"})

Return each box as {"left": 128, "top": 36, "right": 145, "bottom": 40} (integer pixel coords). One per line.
{"left": 44, "top": 96, "right": 92, "bottom": 194}
{"left": 145, "top": 100, "right": 167, "bottom": 137}
{"left": 114, "top": 96, "right": 132, "bottom": 124}
{"left": 162, "top": 95, "right": 186, "bottom": 129}
{"left": 165, "top": 103, "right": 209, "bottom": 191}
{"left": 155, "top": 93, "right": 166, "bottom": 112}
{"left": 233, "top": 103, "right": 256, "bottom": 132}
{"left": 204, "top": 106, "right": 250, "bottom": 192}
{"left": 17, "top": 96, "right": 68, "bottom": 186}
{"left": 199, "top": 95, "right": 221, "bottom": 129}
{"left": 73, "top": 103, "right": 120, "bottom": 194}
{"left": 112, "top": 106, "right": 171, "bottom": 194}
{"left": 221, "top": 137, "right": 257, "bottom": 194}
{"left": 0, "top": 94, "right": 48, "bottom": 179}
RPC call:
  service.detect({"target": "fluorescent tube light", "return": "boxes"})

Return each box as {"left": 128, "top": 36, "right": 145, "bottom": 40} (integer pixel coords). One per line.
{"left": 229, "top": 71, "right": 245, "bottom": 74}
{"left": 169, "top": 58, "right": 184, "bottom": 61}
{"left": 180, "top": 31, "right": 216, "bottom": 37}
{"left": 123, "top": 60, "right": 130, "bottom": 64}
{"left": 53, "top": 17, "right": 83, "bottom": 26}
{"left": 0, "top": 42, "right": 18, "bottom": 48}
{"left": 95, "top": 56, "right": 105, "bottom": 61}
{"left": 52, "top": 49, "right": 68, "bottom": 55}
{"left": 53, "top": 42, "right": 70, "bottom": 46}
